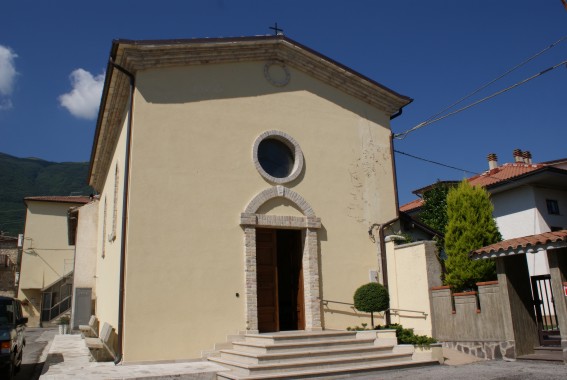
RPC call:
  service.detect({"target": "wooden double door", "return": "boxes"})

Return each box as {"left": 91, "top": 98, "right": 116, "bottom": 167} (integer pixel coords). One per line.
{"left": 256, "top": 228, "right": 305, "bottom": 333}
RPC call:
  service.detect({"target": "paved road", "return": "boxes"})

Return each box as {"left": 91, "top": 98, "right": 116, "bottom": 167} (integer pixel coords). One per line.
{"left": 15, "top": 328, "right": 57, "bottom": 380}
{"left": 349, "top": 359, "right": 566, "bottom": 380}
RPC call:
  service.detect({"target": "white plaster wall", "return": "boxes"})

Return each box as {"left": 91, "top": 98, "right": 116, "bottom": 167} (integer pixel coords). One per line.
{"left": 18, "top": 200, "right": 83, "bottom": 326}
{"left": 533, "top": 187, "right": 567, "bottom": 230}
{"left": 93, "top": 112, "right": 129, "bottom": 334}
{"left": 117, "top": 62, "right": 398, "bottom": 362}
{"left": 70, "top": 201, "right": 99, "bottom": 328}
{"left": 492, "top": 187, "right": 537, "bottom": 240}
{"left": 385, "top": 239, "right": 441, "bottom": 336}
{"left": 492, "top": 185, "right": 567, "bottom": 277}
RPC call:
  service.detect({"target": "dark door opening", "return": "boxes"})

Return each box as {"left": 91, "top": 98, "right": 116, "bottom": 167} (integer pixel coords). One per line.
{"left": 531, "top": 274, "right": 560, "bottom": 346}
{"left": 256, "top": 228, "right": 304, "bottom": 333}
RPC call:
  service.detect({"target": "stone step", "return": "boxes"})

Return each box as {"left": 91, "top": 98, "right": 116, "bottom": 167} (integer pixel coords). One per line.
{"left": 219, "top": 345, "right": 395, "bottom": 365}
{"left": 216, "top": 359, "right": 438, "bottom": 380}
{"left": 209, "top": 351, "right": 414, "bottom": 376}
{"left": 243, "top": 330, "right": 356, "bottom": 344}
{"left": 232, "top": 337, "right": 376, "bottom": 354}
{"left": 533, "top": 345, "right": 562, "bottom": 352}
{"left": 518, "top": 346, "right": 563, "bottom": 362}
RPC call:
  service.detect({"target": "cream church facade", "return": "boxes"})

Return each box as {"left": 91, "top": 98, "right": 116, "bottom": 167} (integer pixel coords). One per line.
{"left": 86, "top": 35, "right": 412, "bottom": 362}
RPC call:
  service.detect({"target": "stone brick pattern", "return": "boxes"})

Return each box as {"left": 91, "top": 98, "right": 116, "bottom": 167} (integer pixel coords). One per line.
{"left": 241, "top": 186, "right": 322, "bottom": 332}
{"left": 253, "top": 131, "right": 304, "bottom": 185}
{"left": 0, "top": 239, "right": 19, "bottom": 296}
{"left": 442, "top": 340, "right": 516, "bottom": 360}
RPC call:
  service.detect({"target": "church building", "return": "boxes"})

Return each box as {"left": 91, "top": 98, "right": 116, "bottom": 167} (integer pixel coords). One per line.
{"left": 87, "top": 35, "right": 412, "bottom": 362}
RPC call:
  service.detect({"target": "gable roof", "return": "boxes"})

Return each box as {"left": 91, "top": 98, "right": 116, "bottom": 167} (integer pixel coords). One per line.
{"left": 400, "top": 161, "right": 567, "bottom": 213}
{"left": 471, "top": 230, "right": 567, "bottom": 259}
{"left": 399, "top": 198, "right": 424, "bottom": 213}
{"left": 89, "top": 35, "right": 412, "bottom": 190}
{"left": 467, "top": 163, "right": 545, "bottom": 188}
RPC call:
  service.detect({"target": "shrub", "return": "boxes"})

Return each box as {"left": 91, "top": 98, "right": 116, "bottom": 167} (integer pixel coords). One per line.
{"left": 353, "top": 282, "right": 389, "bottom": 328}
{"left": 377, "top": 323, "right": 437, "bottom": 347}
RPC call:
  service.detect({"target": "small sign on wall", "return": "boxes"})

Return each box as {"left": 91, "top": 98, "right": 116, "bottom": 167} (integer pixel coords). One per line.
{"left": 369, "top": 270, "right": 378, "bottom": 283}
{"left": 564, "top": 285, "right": 567, "bottom": 297}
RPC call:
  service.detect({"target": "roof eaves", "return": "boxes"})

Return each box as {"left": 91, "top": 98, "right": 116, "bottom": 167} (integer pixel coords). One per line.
{"left": 484, "top": 165, "right": 567, "bottom": 191}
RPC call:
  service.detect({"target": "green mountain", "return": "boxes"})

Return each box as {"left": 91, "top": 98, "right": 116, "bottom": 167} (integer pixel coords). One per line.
{"left": 0, "top": 152, "right": 92, "bottom": 236}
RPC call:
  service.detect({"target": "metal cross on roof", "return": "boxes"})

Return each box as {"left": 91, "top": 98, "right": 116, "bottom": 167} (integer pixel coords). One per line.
{"left": 269, "top": 22, "right": 284, "bottom": 36}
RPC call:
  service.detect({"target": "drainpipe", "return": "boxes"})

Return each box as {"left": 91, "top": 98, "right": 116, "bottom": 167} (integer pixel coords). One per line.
{"left": 109, "top": 59, "right": 135, "bottom": 365}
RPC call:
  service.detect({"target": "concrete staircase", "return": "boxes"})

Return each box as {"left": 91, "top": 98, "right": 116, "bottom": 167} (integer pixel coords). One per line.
{"left": 209, "top": 330, "right": 440, "bottom": 379}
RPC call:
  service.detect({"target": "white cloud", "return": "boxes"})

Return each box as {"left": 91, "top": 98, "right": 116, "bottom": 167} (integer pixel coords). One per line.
{"left": 59, "top": 69, "right": 105, "bottom": 120}
{"left": 0, "top": 45, "right": 17, "bottom": 109}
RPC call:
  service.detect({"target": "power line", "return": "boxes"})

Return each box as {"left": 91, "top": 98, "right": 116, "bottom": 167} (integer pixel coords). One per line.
{"left": 394, "top": 58, "right": 567, "bottom": 139}
{"left": 394, "top": 150, "right": 478, "bottom": 174}
{"left": 394, "top": 150, "right": 544, "bottom": 188}
{"left": 418, "top": 35, "right": 567, "bottom": 127}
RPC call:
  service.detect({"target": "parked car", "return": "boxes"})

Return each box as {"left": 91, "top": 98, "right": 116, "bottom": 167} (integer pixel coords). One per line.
{"left": 0, "top": 296, "right": 27, "bottom": 378}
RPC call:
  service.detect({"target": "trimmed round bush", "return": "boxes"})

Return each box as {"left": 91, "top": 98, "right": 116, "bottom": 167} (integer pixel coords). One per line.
{"left": 353, "top": 283, "right": 389, "bottom": 327}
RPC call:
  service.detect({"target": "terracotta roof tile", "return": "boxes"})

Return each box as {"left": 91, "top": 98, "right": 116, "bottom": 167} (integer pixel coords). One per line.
{"left": 399, "top": 198, "right": 423, "bottom": 212}
{"left": 467, "top": 163, "right": 545, "bottom": 188}
{"left": 471, "top": 230, "right": 567, "bottom": 257}
{"left": 24, "top": 196, "right": 91, "bottom": 205}
{"left": 399, "top": 162, "right": 549, "bottom": 212}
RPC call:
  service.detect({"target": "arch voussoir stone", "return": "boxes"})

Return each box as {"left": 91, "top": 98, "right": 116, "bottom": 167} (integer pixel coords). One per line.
{"left": 241, "top": 186, "right": 322, "bottom": 333}
{"left": 244, "top": 186, "right": 316, "bottom": 217}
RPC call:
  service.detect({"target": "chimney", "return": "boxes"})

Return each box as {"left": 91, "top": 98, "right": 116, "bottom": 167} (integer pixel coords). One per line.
{"left": 522, "top": 151, "right": 532, "bottom": 164}
{"left": 513, "top": 149, "right": 523, "bottom": 163}
{"left": 487, "top": 153, "right": 498, "bottom": 170}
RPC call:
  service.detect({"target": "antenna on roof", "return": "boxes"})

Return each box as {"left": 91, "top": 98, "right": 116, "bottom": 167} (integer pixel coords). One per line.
{"left": 269, "top": 22, "right": 284, "bottom": 36}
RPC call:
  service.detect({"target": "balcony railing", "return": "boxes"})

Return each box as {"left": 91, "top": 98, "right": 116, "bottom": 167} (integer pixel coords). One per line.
{"left": 41, "top": 271, "right": 73, "bottom": 323}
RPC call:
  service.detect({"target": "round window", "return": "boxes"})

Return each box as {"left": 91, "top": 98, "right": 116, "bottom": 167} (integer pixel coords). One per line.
{"left": 253, "top": 131, "right": 304, "bottom": 184}
{"left": 257, "top": 138, "right": 294, "bottom": 178}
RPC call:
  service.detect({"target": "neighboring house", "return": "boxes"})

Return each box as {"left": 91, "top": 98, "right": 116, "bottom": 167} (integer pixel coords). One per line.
{"left": 430, "top": 230, "right": 567, "bottom": 362}
{"left": 400, "top": 150, "right": 567, "bottom": 278}
{"left": 17, "top": 196, "right": 90, "bottom": 326}
{"left": 82, "top": 35, "right": 412, "bottom": 363}
{"left": 0, "top": 235, "right": 19, "bottom": 297}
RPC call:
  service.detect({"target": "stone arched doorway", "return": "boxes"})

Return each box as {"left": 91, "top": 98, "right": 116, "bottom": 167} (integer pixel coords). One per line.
{"left": 240, "top": 186, "right": 322, "bottom": 333}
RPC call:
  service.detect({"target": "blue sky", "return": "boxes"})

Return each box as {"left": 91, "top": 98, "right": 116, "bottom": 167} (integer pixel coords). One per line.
{"left": 0, "top": 1, "right": 566, "bottom": 205}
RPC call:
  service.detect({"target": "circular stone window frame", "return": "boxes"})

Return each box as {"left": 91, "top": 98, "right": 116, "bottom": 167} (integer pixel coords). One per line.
{"left": 263, "top": 61, "right": 291, "bottom": 87}
{"left": 253, "top": 130, "right": 304, "bottom": 184}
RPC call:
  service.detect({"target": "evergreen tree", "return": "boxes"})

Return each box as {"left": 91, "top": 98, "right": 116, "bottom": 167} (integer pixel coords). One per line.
{"left": 444, "top": 180, "right": 501, "bottom": 291}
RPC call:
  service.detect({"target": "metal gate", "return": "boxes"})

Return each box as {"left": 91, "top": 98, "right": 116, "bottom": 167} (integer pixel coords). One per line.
{"left": 531, "top": 275, "right": 560, "bottom": 346}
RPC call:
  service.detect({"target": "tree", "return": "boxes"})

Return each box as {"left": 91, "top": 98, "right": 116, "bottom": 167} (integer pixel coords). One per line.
{"left": 419, "top": 181, "right": 453, "bottom": 255}
{"left": 353, "top": 283, "right": 389, "bottom": 328}
{"left": 444, "top": 180, "right": 501, "bottom": 291}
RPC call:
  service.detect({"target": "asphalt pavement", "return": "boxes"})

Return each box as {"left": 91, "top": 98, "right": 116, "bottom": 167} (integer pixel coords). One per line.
{"left": 15, "top": 327, "right": 57, "bottom": 380}
{"left": 348, "top": 358, "right": 566, "bottom": 380}
{"left": 15, "top": 328, "right": 567, "bottom": 380}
